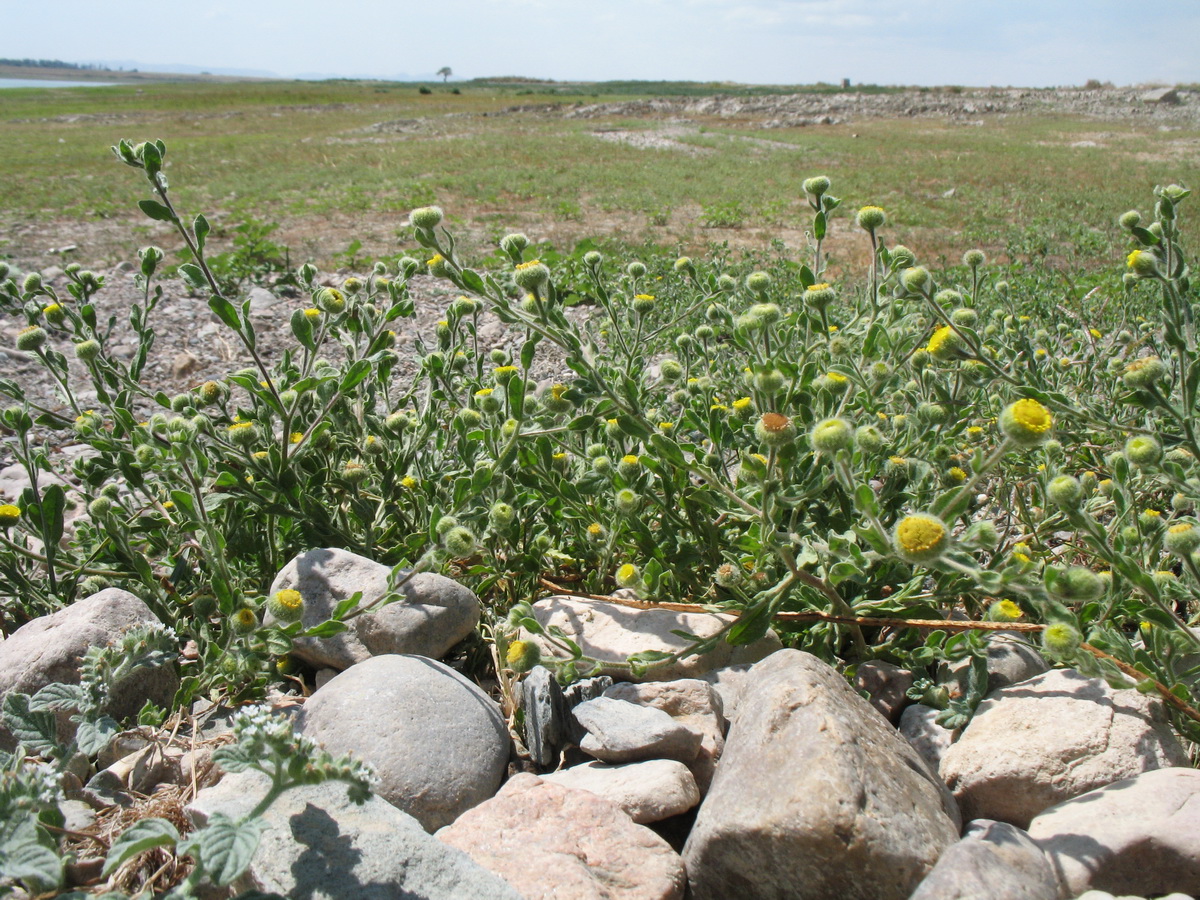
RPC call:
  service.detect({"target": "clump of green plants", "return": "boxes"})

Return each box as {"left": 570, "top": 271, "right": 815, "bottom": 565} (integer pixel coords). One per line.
{"left": 1, "top": 144, "right": 1199, "bottom": 754}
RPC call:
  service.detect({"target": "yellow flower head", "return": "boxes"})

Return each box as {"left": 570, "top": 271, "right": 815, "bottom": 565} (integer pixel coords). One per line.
{"left": 0, "top": 504, "right": 20, "bottom": 527}
{"left": 303, "top": 307, "right": 322, "bottom": 319}
{"left": 1000, "top": 398, "right": 1052, "bottom": 446}
{"left": 893, "top": 513, "right": 949, "bottom": 563}
{"left": 401, "top": 476, "right": 417, "bottom": 489}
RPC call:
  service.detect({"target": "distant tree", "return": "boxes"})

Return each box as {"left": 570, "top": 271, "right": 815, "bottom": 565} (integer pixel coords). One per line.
{"left": 437, "top": 66, "right": 452, "bottom": 82}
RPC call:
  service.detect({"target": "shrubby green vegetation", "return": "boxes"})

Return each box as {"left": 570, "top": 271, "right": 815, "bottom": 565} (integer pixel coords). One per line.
{"left": 0, "top": 136, "right": 1196, "bottom": 896}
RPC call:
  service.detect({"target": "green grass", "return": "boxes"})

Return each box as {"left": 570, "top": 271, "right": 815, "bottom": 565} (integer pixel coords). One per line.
{"left": 0, "top": 79, "right": 1196, "bottom": 274}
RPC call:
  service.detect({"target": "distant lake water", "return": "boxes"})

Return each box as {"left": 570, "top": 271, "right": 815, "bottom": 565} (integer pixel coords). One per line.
{"left": 0, "top": 78, "right": 119, "bottom": 89}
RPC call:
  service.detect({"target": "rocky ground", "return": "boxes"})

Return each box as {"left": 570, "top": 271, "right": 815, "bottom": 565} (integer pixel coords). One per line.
{"left": 1, "top": 548, "right": 1198, "bottom": 899}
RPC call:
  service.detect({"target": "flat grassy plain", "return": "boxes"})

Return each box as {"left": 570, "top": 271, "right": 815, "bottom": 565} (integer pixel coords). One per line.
{"left": 1, "top": 78, "right": 1197, "bottom": 279}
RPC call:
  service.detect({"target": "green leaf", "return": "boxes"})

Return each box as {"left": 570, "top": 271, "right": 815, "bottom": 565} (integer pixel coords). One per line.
{"left": 460, "top": 268, "right": 485, "bottom": 293}
{"left": 1, "top": 693, "right": 60, "bottom": 757}
{"left": 331, "top": 592, "right": 363, "bottom": 620}
{"left": 39, "top": 483, "right": 65, "bottom": 550}
{"left": 340, "top": 359, "right": 372, "bottom": 393}
{"left": 193, "top": 214, "right": 210, "bottom": 254}
{"left": 209, "top": 296, "right": 242, "bottom": 330}
{"left": 137, "top": 199, "right": 174, "bottom": 222}
{"left": 798, "top": 264, "right": 816, "bottom": 289}
{"left": 520, "top": 336, "right": 541, "bottom": 370}
{"left": 727, "top": 600, "right": 776, "bottom": 646}
{"left": 190, "top": 813, "right": 266, "bottom": 887}
{"left": 102, "top": 818, "right": 180, "bottom": 876}
{"left": 300, "top": 620, "right": 349, "bottom": 639}
{"left": 179, "top": 263, "right": 207, "bottom": 291}
{"left": 626, "top": 650, "right": 675, "bottom": 679}
{"left": 1, "top": 817, "right": 62, "bottom": 894}
{"left": 28, "top": 683, "right": 84, "bottom": 713}
{"left": 75, "top": 715, "right": 120, "bottom": 757}
{"left": 814, "top": 210, "right": 827, "bottom": 240}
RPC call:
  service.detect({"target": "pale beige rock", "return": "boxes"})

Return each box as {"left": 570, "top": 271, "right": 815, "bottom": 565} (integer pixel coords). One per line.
{"left": 940, "top": 668, "right": 1190, "bottom": 827}
{"left": 683, "top": 650, "right": 961, "bottom": 900}
{"left": 522, "top": 596, "right": 781, "bottom": 681}
{"left": 900, "top": 703, "right": 958, "bottom": 773}
{"left": 541, "top": 759, "right": 700, "bottom": 823}
{"left": 1029, "top": 768, "right": 1200, "bottom": 899}
{"left": 0, "top": 589, "right": 177, "bottom": 751}
{"left": 604, "top": 678, "right": 726, "bottom": 792}
{"left": 437, "top": 773, "right": 686, "bottom": 900}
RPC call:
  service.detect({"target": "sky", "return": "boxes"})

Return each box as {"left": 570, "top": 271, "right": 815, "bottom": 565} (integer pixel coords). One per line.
{"left": 3, "top": 0, "right": 1198, "bottom": 87}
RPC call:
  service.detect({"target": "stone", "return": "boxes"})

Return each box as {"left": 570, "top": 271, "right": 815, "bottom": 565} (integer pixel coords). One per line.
{"left": 573, "top": 697, "right": 702, "bottom": 764}
{"left": 296, "top": 654, "right": 509, "bottom": 831}
{"left": 1029, "top": 768, "right": 1200, "bottom": 898}
{"left": 520, "top": 666, "right": 611, "bottom": 767}
{"left": 522, "top": 596, "right": 781, "bottom": 681}
{"left": 939, "top": 668, "right": 1190, "bottom": 827}
{"left": 541, "top": 759, "right": 700, "bottom": 824}
{"left": 1141, "top": 87, "right": 1180, "bottom": 104}
{"left": 909, "top": 819, "right": 1059, "bottom": 900}
{"left": 603, "top": 678, "right": 725, "bottom": 791}
{"left": 171, "top": 351, "right": 201, "bottom": 379}
{"left": 246, "top": 286, "right": 280, "bottom": 316}
{"left": 189, "top": 771, "right": 523, "bottom": 900}
{"left": 0, "top": 589, "right": 177, "bottom": 751}
{"left": 940, "top": 633, "right": 1049, "bottom": 697}
{"left": 438, "top": 772, "right": 686, "bottom": 900}
{"left": 683, "top": 650, "right": 960, "bottom": 900}
{"left": 900, "top": 703, "right": 959, "bottom": 773}
{"left": 696, "top": 663, "right": 754, "bottom": 724}
{"left": 268, "top": 548, "right": 479, "bottom": 670}
{"left": 853, "top": 660, "right": 914, "bottom": 723}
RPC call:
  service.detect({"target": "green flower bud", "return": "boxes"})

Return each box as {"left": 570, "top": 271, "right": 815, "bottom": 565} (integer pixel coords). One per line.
{"left": 227, "top": 421, "right": 259, "bottom": 447}
{"left": 1047, "top": 474, "right": 1083, "bottom": 510}
{"left": 87, "top": 496, "right": 113, "bottom": 518}
{"left": 1041, "top": 622, "right": 1082, "bottom": 660}
{"left": 889, "top": 245, "right": 916, "bottom": 269}
{"left": 917, "top": 402, "right": 949, "bottom": 425}
{"left": 442, "top": 525, "right": 476, "bottom": 557}
{"left": 674, "top": 256, "right": 694, "bottom": 275}
{"left": 853, "top": 424, "right": 885, "bottom": 454}
{"left": 489, "top": 502, "right": 516, "bottom": 529}
{"left": 659, "top": 359, "right": 684, "bottom": 383}
{"left": 615, "top": 488, "right": 641, "bottom": 515}
{"left": 803, "top": 175, "right": 831, "bottom": 196}
{"left": 1118, "top": 210, "right": 1141, "bottom": 230}
{"left": 950, "top": 308, "right": 978, "bottom": 328}
{"left": 1165, "top": 521, "right": 1200, "bottom": 557}
{"left": 231, "top": 607, "right": 259, "bottom": 635}
{"left": 804, "top": 282, "right": 835, "bottom": 308}
{"left": 410, "top": 206, "right": 444, "bottom": 229}
{"left": 754, "top": 368, "right": 786, "bottom": 394}
{"left": 22, "top": 272, "right": 43, "bottom": 294}
{"left": 74, "top": 339, "right": 101, "bottom": 361}
{"left": 583, "top": 250, "right": 602, "bottom": 267}
{"left": 962, "top": 249, "right": 986, "bottom": 268}
{"left": 901, "top": 267, "right": 931, "bottom": 293}
{"left": 1125, "top": 435, "right": 1162, "bottom": 467}
{"left": 746, "top": 271, "right": 771, "bottom": 293}
{"left": 810, "top": 417, "right": 852, "bottom": 454}
{"left": 1123, "top": 356, "right": 1167, "bottom": 390}
{"left": 514, "top": 260, "right": 550, "bottom": 291}
{"left": 985, "top": 599, "right": 1024, "bottom": 622}
{"left": 505, "top": 640, "right": 541, "bottom": 673}
{"left": 342, "top": 460, "right": 369, "bottom": 484}
{"left": 856, "top": 206, "right": 886, "bottom": 231}
{"left": 1126, "top": 249, "right": 1159, "bottom": 277}
{"left": 1052, "top": 566, "right": 1103, "bottom": 602}
{"left": 267, "top": 588, "right": 305, "bottom": 624}
{"left": 314, "top": 287, "right": 346, "bottom": 314}
{"left": 16, "top": 326, "right": 47, "bottom": 352}
{"left": 499, "top": 232, "right": 529, "bottom": 254}
{"left": 626, "top": 261, "right": 647, "bottom": 278}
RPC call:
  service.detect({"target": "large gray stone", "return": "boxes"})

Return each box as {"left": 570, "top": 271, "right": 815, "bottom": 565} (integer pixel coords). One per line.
{"left": 940, "top": 668, "right": 1190, "bottom": 827}
{"left": 188, "top": 771, "right": 524, "bottom": 900}
{"left": 604, "top": 678, "right": 726, "bottom": 791}
{"left": 296, "top": 654, "right": 509, "bottom": 831}
{"left": 909, "top": 819, "right": 1059, "bottom": 900}
{"left": 854, "top": 660, "right": 915, "bottom": 723}
{"left": 1029, "top": 768, "right": 1200, "bottom": 898}
{"left": 268, "top": 548, "right": 479, "bottom": 670}
{"left": 0, "top": 589, "right": 176, "bottom": 751}
{"left": 900, "top": 703, "right": 959, "bottom": 773}
{"left": 683, "top": 649, "right": 961, "bottom": 900}
{"left": 573, "top": 697, "right": 702, "bottom": 764}
{"left": 522, "top": 596, "right": 781, "bottom": 681}
{"left": 540, "top": 759, "right": 700, "bottom": 824}
{"left": 438, "top": 772, "right": 686, "bottom": 900}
